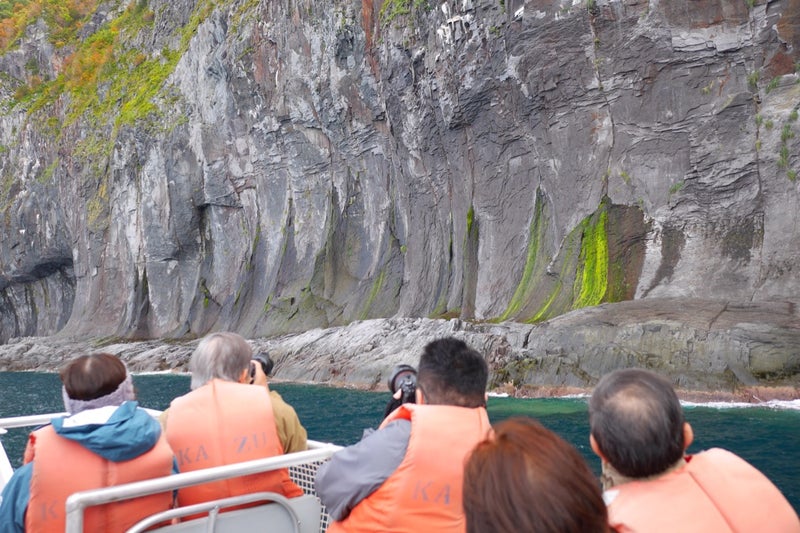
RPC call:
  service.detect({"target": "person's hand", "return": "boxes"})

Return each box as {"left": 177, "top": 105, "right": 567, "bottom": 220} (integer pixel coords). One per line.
{"left": 250, "top": 360, "right": 268, "bottom": 387}
{"left": 383, "top": 391, "right": 404, "bottom": 419}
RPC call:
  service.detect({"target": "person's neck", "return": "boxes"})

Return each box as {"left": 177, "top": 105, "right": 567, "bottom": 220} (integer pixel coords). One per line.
{"left": 601, "top": 456, "right": 687, "bottom": 491}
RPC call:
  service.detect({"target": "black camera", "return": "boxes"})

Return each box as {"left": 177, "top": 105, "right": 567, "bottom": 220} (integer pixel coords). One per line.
{"left": 250, "top": 352, "right": 274, "bottom": 380}
{"left": 388, "top": 364, "right": 418, "bottom": 406}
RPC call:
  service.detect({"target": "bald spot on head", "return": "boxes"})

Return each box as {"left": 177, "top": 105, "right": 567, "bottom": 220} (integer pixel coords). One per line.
{"left": 589, "top": 369, "right": 685, "bottom": 479}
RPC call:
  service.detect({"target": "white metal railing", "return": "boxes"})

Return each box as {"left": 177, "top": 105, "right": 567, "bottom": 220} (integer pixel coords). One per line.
{"left": 0, "top": 434, "right": 13, "bottom": 489}
{"left": 0, "top": 412, "right": 68, "bottom": 429}
{"left": 0, "top": 412, "right": 69, "bottom": 489}
{"left": 65, "top": 443, "right": 339, "bottom": 533}
{"left": 0, "top": 412, "right": 342, "bottom": 533}
{"left": 0, "top": 410, "right": 160, "bottom": 491}
{"left": 126, "top": 491, "right": 302, "bottom": 533}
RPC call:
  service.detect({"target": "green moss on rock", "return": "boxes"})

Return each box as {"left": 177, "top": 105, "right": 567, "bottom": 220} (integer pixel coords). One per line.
{"left": 498, "top": 198, "right": 641, "bottom": 323}
{"left": 359, "top": 268, "right": 386, "bottom": 320}
{"left": 379, "top": 0, "right": 431, "bottom": 26}
{"left": 499, "top": 191, "right": 548, "bottom": 321}
{"left": 573, "top": 209, "right": 608, "bottom": 309}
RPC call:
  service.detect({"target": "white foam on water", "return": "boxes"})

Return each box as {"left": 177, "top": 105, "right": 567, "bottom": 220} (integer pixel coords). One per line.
{"left": 131, "top": 370, "right": 189, "bottom": 376}
{"left": 488, "top": 393, "right": 800, "bottom": 410}
{"left": 681, "top": 399, "right": 800, "bottom": 411}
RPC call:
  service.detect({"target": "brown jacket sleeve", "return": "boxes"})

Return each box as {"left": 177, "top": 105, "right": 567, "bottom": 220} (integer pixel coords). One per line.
{"left": 269, "top": 390, "right": 308, "bottom": 454}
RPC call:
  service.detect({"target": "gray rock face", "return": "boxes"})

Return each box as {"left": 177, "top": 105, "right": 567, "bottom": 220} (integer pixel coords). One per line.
{"left": 257, "top": 299, "right": 800, "bottom": 394}
{"left": 0, "top": 0, "right": 798, "bottom": 390}
{"left": 1, "top": 299, "right": 796, "bottom": 396}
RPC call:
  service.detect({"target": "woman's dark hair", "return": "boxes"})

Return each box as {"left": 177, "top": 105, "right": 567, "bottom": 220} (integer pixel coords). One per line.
{"left": 60, "top": 353, "right": 128, "bottom": 401}
{"left": 589, "top": 368, "right": 685, "bottom": 478}
{"left": 463, "top": 417, "right": 608, "bottom": 533}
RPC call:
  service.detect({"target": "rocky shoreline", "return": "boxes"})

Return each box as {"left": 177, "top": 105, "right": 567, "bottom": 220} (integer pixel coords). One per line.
{"left": 494, "top": 385, "right": 800, "bottom": 404}
{"left": 290, "top": 379, "right": 800, "bottom": 404}
{"left": 2, "top": 299, "right": 798, "bottom": 402}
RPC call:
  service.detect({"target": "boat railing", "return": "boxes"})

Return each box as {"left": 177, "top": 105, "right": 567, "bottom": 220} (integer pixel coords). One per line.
{"left": 126, "top": 490, "right": 316, "bottom": 533}
{"left": 66, "top": 442, "right": 341, "bottom": 533}
{"left": 0, "top": 409, "right": 161, "bottom": 491}
{"left": 0, "top": 412, "right": 69, "bottom": 489}
{"left": 0, "top": 412, "right": 342, "bottom": 533}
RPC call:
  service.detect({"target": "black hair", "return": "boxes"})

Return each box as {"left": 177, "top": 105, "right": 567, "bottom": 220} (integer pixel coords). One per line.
{"left": 589, "top": 368, "right": 685, "bottom": 478}
{"left": 417, "top": 337, "right": 488, "bottom": 408}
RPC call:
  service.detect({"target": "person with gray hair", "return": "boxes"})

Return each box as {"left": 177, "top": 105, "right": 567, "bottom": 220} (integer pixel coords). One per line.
{"left": 162, "top": 332, "right": 307, "bottom": 510}
{"left": 589, "top": 368, "right": 799, "bottom": 533}
{"left": 188, "top": 331, "right": 254, "bottom": 389}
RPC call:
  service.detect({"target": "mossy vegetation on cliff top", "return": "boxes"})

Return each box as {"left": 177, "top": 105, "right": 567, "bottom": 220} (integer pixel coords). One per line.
{"left": 0, "top": 0, "right": 222, "bottom": 232}
{"left": 10, "top": 0, "right": 218, "bottom": 133}
{"left": 379, "top": 0, "right": 431, "bottom": 26}
{"left": 0, "top": 0, "right": 97, "bottom": 52}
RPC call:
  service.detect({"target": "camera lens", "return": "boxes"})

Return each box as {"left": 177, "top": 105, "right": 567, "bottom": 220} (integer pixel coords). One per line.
{"left": 254, "top": 353, "right": 274, "bottom": 376}
{"left": 388, "top": 364, "right": 417, "bottom": 393}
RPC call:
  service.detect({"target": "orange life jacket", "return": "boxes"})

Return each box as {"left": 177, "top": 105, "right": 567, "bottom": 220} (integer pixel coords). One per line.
{"left": 165, "top": 379, "right": 302, "bottom": 507}
{"left": 328, "top": 403, "right": 491, "bottom": 533}
{"left": 25, "top": 424, "right": 174, "bottom": 532}
{"left": 607, "top": 448, "right": 800, "bottom": 533}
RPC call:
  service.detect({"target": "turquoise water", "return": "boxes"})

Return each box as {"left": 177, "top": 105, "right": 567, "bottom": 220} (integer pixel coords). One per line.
{"left": 1, "top": 372, "right": 798, "bottom": 513}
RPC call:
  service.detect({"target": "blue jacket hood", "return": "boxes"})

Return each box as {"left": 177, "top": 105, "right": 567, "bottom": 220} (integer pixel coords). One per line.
{"left": 51, "top": 401, "right": 162, "bottom": 462}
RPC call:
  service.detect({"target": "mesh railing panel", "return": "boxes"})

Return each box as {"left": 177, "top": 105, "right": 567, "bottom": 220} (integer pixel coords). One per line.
{"left": 290, "top": 459, "right": 333, "bottom": 533}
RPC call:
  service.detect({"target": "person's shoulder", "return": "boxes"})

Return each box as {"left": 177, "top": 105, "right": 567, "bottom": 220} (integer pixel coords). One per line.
{"left": 333, "top": 419, "right": 410, "bottom": 462}
{"left": 383, "top": 418, "right": 412, "bottom": 430}
{"left": 687, "top": 448, "right": 777, "bottom": 489}
{"left": 269, "top": 389, "right": 293, "bottom": 408}
{"left": 371, "top": 418, "right": 412, "bottom": 442}
{"left": 692, "top": 448, "right": 749, "bottom": 467}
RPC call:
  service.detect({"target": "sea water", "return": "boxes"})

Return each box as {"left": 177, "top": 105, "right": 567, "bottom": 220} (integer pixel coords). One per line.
{"left": 1, "top": 372, "right": 798, "bottom": 513}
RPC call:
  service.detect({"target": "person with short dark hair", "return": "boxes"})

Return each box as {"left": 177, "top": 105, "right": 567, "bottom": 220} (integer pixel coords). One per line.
{"left": 589, "top": 368, "right": 800, "bottom": 533}
{"left": 162, "top": 332, "right": 306, "bottom": 509}
{"left": 0, "top": 353, "right": 174, "bottom": 533}
{"left": 463, "top": 417, "right": 608, "bottom": 533}
{"left": 315, "top": 337, "right": 492, "bottom": 533}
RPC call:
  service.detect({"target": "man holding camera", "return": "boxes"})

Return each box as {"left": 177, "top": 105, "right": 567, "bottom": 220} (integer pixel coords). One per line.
{"left": 315, "top": 337, "right": 491, "bottom": 533}
{"left": 162, "top": 332, "right": 307, "bottom": 508}
{"left": 248, "top": 349, "right": 308, "bottom": 455}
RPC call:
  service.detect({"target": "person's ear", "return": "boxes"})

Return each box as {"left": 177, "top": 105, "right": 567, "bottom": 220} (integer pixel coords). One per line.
{"left": 590, "top": 434, "right": 608, "bottom": 461}
{"left": 683, "top": 422, "right": 694, "bottom": 451}
{"left": 238, "top": 367, "right": 250, "bottom": 384}
{"left": 415, "top": 388, "right": 425, "bottom": 405}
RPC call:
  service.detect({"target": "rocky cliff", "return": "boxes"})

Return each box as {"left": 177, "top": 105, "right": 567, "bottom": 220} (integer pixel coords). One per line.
{"left": 2, "top": 299, "right": 798, "bottom": 398}
{"left": 0, "top": 0, "right": 798, "bottom": 390}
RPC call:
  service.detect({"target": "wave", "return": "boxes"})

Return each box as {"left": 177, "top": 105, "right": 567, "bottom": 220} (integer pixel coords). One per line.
{"left": 681, "top": 399, "right": 800, "bottom": 411}
{"left": 131, "top": 370, "right": 190, "bottom": 376}
{"left": 487, "top": 393, "right": 800, "bottom": 411}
